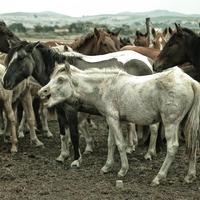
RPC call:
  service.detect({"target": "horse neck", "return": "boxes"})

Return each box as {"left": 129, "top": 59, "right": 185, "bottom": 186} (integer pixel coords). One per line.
{"left": 31, "top": 50, "right": 52, "bottom": 86}
{"left": 72, "top": 72, "right": 112, "bottom": 104}
{"left": 71, "top": 38, "right": 97, "bottom": 55}
{"left": 187, "top": 36, "right": 200, "bottom": 68}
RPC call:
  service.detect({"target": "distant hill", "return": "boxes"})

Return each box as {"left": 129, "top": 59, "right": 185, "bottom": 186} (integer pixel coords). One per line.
{"left": 0, "top": 10, "right": 200, "bottom": 28}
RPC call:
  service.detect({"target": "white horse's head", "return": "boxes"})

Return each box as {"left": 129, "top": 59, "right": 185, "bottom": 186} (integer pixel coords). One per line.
{"left": 38, "top": 63, "right": 76, "bottom": 107}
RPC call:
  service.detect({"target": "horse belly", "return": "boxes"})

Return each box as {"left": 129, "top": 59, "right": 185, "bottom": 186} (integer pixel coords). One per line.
{"left": 117, "top": 83, "right": 159, "bottom": 125}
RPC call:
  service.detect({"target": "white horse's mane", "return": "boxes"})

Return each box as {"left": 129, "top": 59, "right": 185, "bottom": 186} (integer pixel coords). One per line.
{"left": 53, "top": 64, "right": 128, "bottom": 78}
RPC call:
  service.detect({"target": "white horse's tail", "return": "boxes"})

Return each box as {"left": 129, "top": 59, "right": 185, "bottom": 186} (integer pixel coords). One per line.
{"left": 184, "top": 81, "right": 200, "bottom": 158}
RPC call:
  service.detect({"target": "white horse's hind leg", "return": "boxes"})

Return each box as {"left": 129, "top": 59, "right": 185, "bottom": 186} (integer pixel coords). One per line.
{"left": 126, "top": 123, "right": 137, "bottom": 154}
{"left": 102, "top": 116, "right": 129, "bottom": 177}
{"left": 184, "top": 143, "right": 197, "bottom": 183}
{"left": 151, "top": 123, "right": 179, "bottom": 186}
{"left": 144, "top": 123, "right": 159, "bottom": 160}
{"left": 78, "top": 113, "right": 93, "bottom": 154}
{"left": 56, "top": 129, "right": 70, "bottom": 163}
{"left": 100, "top": 129, "right": 115, "bottom": 174}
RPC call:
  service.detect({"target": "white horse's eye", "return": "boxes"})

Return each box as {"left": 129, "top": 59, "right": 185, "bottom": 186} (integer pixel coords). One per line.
{"left": 57, "top": 77, "right": 65, "bottom": 84}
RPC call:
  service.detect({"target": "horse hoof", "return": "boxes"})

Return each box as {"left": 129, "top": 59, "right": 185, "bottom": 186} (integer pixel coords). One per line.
{"left": 151, "top": 177, "right": 160, "bottom": 186}
{"left": 11, "top": 147, "right": 18, "bottom": 153}
{"left": 117, "top": 169, "right": 128, "bottom": 177}
{"left": 184, "top": 174, "right": 196, "bottom": 183}
{"left": 43, "top": 131, "right": 53, "bottom": 138}
{"left": 71, "top": 159, "right": 82, "bottom": 168}
{"left": 144, "top": 153, "right": 152, "bottom": 160}
{"left": 56, "top": 156, "right": 65, "bottom": 163}
{"left": 126, "top": 146, "right": 135, "bottom": 154}
{"left": 18, "top": 131, "right": 25, "bottom": 138}
{"left": 83, "top": 150, "right": 93, "bottom": 155}
{"left": 100, "top": 164, "right": 113, "bottom": 174}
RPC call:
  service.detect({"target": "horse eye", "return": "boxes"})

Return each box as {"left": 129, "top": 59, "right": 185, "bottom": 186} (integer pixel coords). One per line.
{"left": 57, "top": 77, "right": 65, "bottom": 84}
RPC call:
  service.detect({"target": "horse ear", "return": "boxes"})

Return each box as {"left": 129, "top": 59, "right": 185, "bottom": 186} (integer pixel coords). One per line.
{"left": 163, "top": 28, "right": 168, "bottom": 36}
{"left": 26, "top": 41, "right": 40, "bottom": 52}
{"left": 64, "top": 62, "right": 71, "bottom": 74}
{"left": 94, "top": 28, "right": 100, "bottom": 38}
{"left": 136, "top": 30, "right": 140, "bottom": 37}
{"left": 7, "top": 39, "right": 16, "bottom": 49}
{"left": 114, "top": 29, "right": 121, "bottom": 36}
{"left": 168, "top": 27, "right": 173, "bottom": 35}
{"left": 151, "top": 28, "right": 156, "bottom": 38}
{"left": 175, "top": 23, "right": 182, "bottom": 33}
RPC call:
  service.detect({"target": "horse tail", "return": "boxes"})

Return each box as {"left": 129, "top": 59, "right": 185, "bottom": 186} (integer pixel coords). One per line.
{"left": 184, "top": 81, "right": 200, "bottom": 158}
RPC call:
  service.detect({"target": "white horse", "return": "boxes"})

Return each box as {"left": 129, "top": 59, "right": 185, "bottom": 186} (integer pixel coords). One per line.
{"left": 39, "top": 64, "right": 200, "bottom": 186}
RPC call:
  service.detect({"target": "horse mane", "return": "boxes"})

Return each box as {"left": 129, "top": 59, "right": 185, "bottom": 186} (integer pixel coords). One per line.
{"left": 5, "top": 41, "right": 29, "bottom": 66}
{"left": 182, "top": 27, "right": 198, "bottom": 37}
{"left": 70, "top": 32, "right": 95, "bottom": 50}
{"left": 36, "top": 44, "right": 68, "bottom": 75}
{"left": 0, "top": 26, "right": 14, "bottom": 37}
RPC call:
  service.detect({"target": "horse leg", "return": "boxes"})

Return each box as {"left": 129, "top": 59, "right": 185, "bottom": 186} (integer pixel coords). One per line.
{"left": 184, "top": 143, "right": 197, "bottom": 183}
{"left": 64, "top": 106, "right": 81, "bottom": 168}
{"left": 4, "top": 100, "right": 17, "bottom": 153}
{"left": 33, "top": 98, "right": 42, "bottom": 131}
{"left": 151, "top": 123, "right": 179, "bottom": 186}
{"left": 39, "top": 102, "right": 53, "bottom": 138}
{"left": 21, "top": 91, "right": 43, "bottom": 147}
{"left": 126, "top": 123, "right": 138, "bottom": 154}
{"left": 104, "top": 116, "right": 129, "bottom": 177}
{"left": 0, "top": 106, "right": 5, "bottom": 135}
{"left": 79, "top": 113, "right": 94, "bottom": 154}
{"left": 18, "top": 111, "right": 26, "bottom": 138}
{"left": 144, "top": 123, "right": 159, "bottom": 160}
{"left": 100, "top": 129, "right": 116, "bottom": 174}
{"left": 56, "top": 110, "right": 70, "bottom": 163}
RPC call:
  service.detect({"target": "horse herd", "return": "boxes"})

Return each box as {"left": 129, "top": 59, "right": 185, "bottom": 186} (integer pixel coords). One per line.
{"left": 0, "top": 21, "right": 200, "bottom": 187}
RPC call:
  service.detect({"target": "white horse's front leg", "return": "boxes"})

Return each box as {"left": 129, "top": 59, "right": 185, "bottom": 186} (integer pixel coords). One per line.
{"left": 144, "top": 123, "right": 159, "bottom": 160}
{"left": 126, "top": 123, "right": 137, "bottom": 154}
{"left": 103, "top": 116, "right": 129, "bottom": 177}
{"left": 151, "top": 124, "right": 179, "bottom": 186}
{"left": 56, "top": 129, "right": 71, "bottom": 163}
{"left": 100, "top": 129, "right": 115, "bottom": 174}
{"left": 39, "top": 103, "right": 53, "bottom": 138}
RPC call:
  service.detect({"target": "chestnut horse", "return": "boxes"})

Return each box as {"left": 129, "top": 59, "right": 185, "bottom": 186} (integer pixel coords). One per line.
{"left": 68, "top": 28, "right": 119, "bottom": 55}
{"left": 134, "top": 27, "right": 174, "bottom": 50}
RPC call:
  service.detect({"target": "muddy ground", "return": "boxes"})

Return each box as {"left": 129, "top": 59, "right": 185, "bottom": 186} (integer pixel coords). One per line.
{"left": 0, "top": 116, "right": 200, "bottom": 200}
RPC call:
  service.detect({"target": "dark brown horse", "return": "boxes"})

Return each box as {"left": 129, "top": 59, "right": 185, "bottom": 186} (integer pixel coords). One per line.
{"left": 153, "top": 24, "right": 199, "bottom": 80}
{"left": 69, "top": 28, "right": 119, "bottom": 55}
{"left": 0, "top": 21, "right": 21, "bottom": 53}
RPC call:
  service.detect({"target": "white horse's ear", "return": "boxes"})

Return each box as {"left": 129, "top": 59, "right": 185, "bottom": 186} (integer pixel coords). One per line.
{"left": 65, "top": 45, "right": 73, "bottom": 52}
{"left": 64, "top": 62, "right": 71, "bottom": 74}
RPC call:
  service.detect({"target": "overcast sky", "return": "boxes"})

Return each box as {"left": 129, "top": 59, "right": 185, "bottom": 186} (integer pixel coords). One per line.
{"left": 0, "top": 0, "right": 199, "bottom": 17}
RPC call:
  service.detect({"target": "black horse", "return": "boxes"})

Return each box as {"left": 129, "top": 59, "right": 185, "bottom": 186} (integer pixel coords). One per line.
{"left": 153, "top": 23, "right": 200, "bottom": 81}
{"left": 2, "top": 41, "right": 154, "bottom": 167}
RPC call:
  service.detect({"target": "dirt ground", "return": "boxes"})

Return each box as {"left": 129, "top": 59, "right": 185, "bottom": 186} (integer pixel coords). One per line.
{"left": 0, "top": 116, "right": 200, "bottom": 200}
